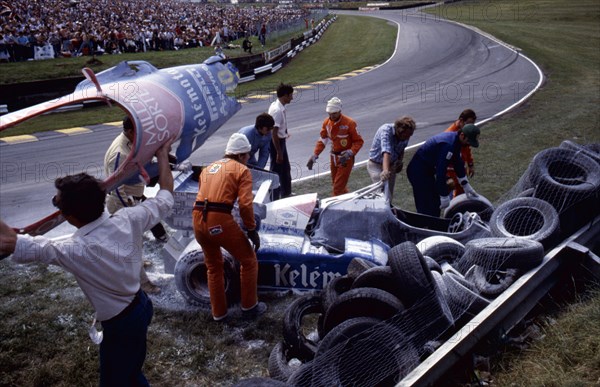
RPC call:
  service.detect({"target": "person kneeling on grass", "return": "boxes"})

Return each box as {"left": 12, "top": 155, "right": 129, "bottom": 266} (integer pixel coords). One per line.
{"left": 0, "top": 139, "right": 175, "bottom": 387}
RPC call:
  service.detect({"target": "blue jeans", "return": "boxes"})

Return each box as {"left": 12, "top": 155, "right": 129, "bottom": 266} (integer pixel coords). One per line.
{"left": 100, "top": 290, "right": 153, "bottom": 387}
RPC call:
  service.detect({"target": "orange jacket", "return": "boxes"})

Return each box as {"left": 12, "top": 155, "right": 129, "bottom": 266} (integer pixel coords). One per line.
{"left": 313, "top": 114, "right": 364, "bottom": 156}
{"left": 445, "top": 121, "right": 474, "bottom": 166}
{"left": 195, "top": 158, "right": 256, "bottom": 230}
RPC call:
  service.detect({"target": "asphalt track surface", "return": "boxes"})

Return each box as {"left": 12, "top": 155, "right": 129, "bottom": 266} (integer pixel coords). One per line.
{"left": 0, "top": 9, "right": 542, "bottom": 236}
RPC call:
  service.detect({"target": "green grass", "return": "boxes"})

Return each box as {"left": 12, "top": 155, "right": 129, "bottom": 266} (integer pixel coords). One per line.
{"left": 1, "top": 1, "right": 599, "bottom": 385}
{"left": 0, "top": 15, "right": 395, "bottom": 137}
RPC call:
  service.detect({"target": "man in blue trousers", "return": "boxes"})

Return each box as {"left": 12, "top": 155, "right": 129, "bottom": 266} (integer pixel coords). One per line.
{"left": 407, "top": 124, "right": 481, "bottom": 217}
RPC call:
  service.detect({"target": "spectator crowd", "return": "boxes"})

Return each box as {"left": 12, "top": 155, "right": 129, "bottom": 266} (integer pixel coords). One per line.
{"left": 0, "top": 0, "right": 312, "bottom": 62}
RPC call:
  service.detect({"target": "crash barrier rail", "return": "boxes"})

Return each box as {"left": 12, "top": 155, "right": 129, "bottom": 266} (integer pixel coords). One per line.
{"left": 262, "top": 142, "right": 600, "bottom": 385}
{"left": 232, "top": 16, "right": 336, "bottom": 84}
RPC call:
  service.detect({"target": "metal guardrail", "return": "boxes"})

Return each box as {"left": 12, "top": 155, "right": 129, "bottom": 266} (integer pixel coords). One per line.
{"left": 399, "top": 215, "right": 600, "bottom": 386}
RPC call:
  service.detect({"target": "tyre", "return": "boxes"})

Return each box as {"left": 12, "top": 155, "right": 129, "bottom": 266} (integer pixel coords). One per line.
{"left": 416, "top": 236, "right": 466, "bottom": 265}
{"left": 283, "top": 294, "right": 324, "bottom": 361}
{"left": 456, "top": 237, "right": 545, "bottom": 274}
{"left": 314, "top": 317, "right": 420, "bottom": 387}
{"left": 443, "top": 193, "right": 495, "bottom": 221}
{"left": 465, "top": 265, "right": 521, "bottom": 298}
{"left": 351, "top": 266, "right": 405, "bottom": 300}
{"left": 530, "top": 147, "right": 600, "bottom": 212}
{"left": 233, "top": 376, "right": 288, "bottom": 387}
{"left": 388, "top": 241, "right": 434, "bottom": 307}
{"left": 442, "top": 272, "right": 490, "bottom": 327}
{"left": 559, "top": 140, "right": 600, "bottom": 165}
{"left": 320, "top": 275, "right": 354, "bottom": 312}
{"left": 490, "top": 197, "right": 560, "bottom": 249}
{"left": 424, "top": 256, "right": 443, "bottom": 273}
{"left": 322, "top": 287, "right": 404, "bottom": 337}
{"left": 268, "top": 342, "right": 302, "bottom": 383}
{"left": 174, "top": 249, "right": 240, "bottom": 309}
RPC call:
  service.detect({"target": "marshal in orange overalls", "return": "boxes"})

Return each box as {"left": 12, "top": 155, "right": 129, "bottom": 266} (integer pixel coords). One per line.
{"left": 192, "top": 158, "right": 257, "bottom": 320}
{"left": 313, "top": 114, "right": 364, "bottom": 196}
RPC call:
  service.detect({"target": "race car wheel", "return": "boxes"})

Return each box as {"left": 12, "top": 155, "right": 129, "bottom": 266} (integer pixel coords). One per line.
{"left": 321, "top": 287, "right": 404, "bottom": 337}
{"left": 490, "top": 196, "right": 560, "bottom": 249}
{"left": 447, "top": 212, "right": 464, "bottom": 233}
{"left": 416, "top": 236, "right": 465, "bottom": 265}
{"left": 268, "top": 341, "right": 302, "bottom": 383}
{"left": 456, "top": 237, "right": 545, "bottom": 274}
{"left": 174, "top": 249, "right": 240, "bottom": 309}
{"left": 443, "top": 193, "right": 495, "bottom": 221}
{"left": 465, "top": 265, "right": 522, "bottom": 298}
{"left": 282, "top": 294, "right": 324, "bottom": 361}
{"left": 388, "top": 241, "right": 434, "bottom": 307}
{"left": 314, "top": 317, "right": 420, "bottom": 387}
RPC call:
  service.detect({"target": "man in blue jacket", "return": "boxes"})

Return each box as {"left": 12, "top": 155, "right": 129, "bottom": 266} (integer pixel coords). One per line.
{"left": 407, "top": 124, "right": 481, "bottom": 217}
{"left": 238, "top": 112, "right": 275, "bottom": 169}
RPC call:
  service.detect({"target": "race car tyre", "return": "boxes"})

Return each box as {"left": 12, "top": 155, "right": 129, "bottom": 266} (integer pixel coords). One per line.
{"left": 321, "top": 275, "right": 354, "bottom": 312}
{"left": 313, "top": 317, "right": 420, "bottom": 387}
{"left": 490, "top": 197, "right": 561, "bottom": 249}
{"left": 321, "top": 287, "right": 404, "bottom": 337}
{"left": 283, "top": 294, "right": 324, "bottom": 361}
{"left": 465, "top": 265, "right": 522, "bottom": 298}
{"left": 416, "top": 236, "right": 466, "bottom": 265}
{"left": 443, "top": 193, "right": 495, "bottom": 221}
{"left": 442, "top": 272, "right": 490, "bottom": 327}
{"left": 268, "top": 341, "right": 303, "bottom": 383}
{"left": 388, "top": 241, "right": 434, "bottom": 307}
{"left": 174, "top": 249, "right": 240, "bottom": 309}
{"left": 424, "top": 256, "right": 443, "bottom": 273}
{"left": 351, "top": 266, "right": 405, "bottom": 300}
{"left": 530, "top": 147, "right": 600, "bottom": 212}
{"left": 456, "top": 237, "right": 545, "bottom": 274}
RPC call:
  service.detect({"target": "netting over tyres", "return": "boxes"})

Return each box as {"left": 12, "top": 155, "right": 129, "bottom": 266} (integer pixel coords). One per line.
{"left": 262, "top": 143, "right": 600, "bottom": 386}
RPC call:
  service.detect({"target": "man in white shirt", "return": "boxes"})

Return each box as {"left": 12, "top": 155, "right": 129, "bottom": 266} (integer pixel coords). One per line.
{"left": 268, "top": 83, "right": 294, "bottom": 198}
{"left": 0, "top": 140, "right": 174, "bottom": 387}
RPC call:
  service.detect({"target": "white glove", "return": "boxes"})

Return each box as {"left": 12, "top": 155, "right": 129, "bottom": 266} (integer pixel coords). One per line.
{"left": 174, "top": 160, "right": 193, "bottom": 173}
{"left": 459, "top": 176, "right": 478, "bottom": 198}
{"left": 306, "top": 154, "right": 318, "bottom": 170}
{"left": 440, "top": 195, "right": 452, "bottom": 210}
{"left": 339, "top": 149, "right": 354, "bottom": 165}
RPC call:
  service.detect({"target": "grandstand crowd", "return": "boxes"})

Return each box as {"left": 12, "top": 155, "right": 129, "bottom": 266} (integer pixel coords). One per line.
{"left": 0, "top": 0, "right": 312, "bottom": 62}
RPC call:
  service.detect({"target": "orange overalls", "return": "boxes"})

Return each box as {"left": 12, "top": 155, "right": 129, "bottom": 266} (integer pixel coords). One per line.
{"left": 313, "top": 114, "right": 364, "bottom": 196}
{"left": 444, "top": 122, "right": 474, "bottom": 196}
{"left": 192, "top": 158, "right": 257, "bottom": 319}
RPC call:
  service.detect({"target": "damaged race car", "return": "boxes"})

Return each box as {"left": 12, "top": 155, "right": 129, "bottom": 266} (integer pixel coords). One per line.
{"left": 166, "top": 170, "right": 492, "bottom": 309}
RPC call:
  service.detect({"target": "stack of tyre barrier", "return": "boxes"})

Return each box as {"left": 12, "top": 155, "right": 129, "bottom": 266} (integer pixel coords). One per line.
{"left": 259, "top": 142, "right": 600, "bottom": 386}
